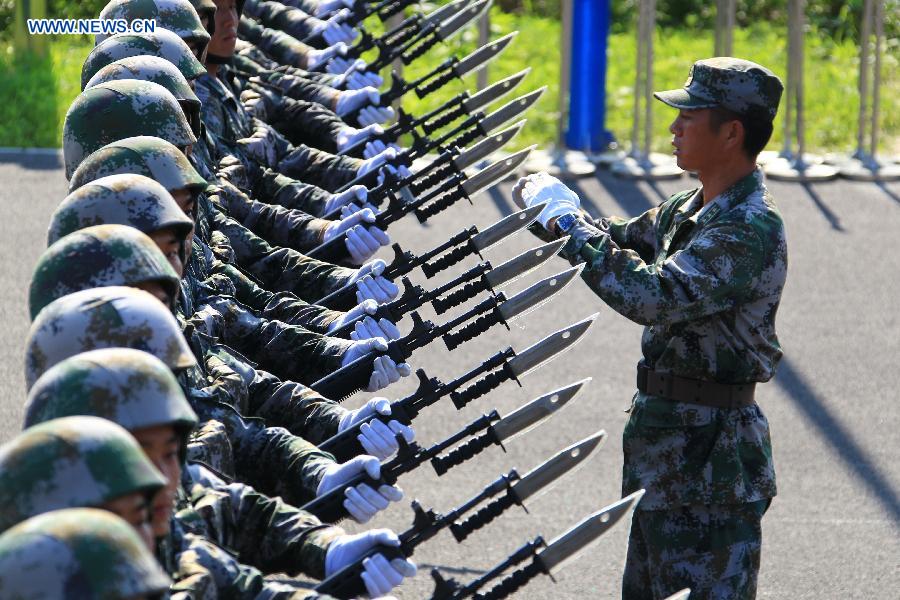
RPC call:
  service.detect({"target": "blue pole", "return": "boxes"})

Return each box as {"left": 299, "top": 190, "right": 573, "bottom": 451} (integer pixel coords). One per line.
{"left": 565, "top": 0, "right": 614, "bottom": 152}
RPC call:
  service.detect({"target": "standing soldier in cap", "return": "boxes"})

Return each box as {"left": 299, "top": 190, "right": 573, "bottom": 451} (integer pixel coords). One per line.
{"left": 514, "top": 58, "right": 787, "bottom": 599}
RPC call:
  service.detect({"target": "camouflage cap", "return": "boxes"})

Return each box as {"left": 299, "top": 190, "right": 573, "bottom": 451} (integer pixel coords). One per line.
{"left": 69, "top": 135, "right": 208, "bottom": 196}
{"left": 187, "top": 0, "right": 217, "bottom": 21}
{"left": 0, "top": 416, "right": 167, "bottom": 534}
{"left": 0, "top": 508, "right": 170, "bottom": 599}
{"left": 86, "top": 56, "right": 202, "bottom": 137}
{"left": 97, "top": 0, "right": 211, "bottom": 55}
{"left": 30, "top": 224, "right": 181, "bottom": 320}
{"left": 50, "top": 173, "right": 194, "bottom": 244}
{"left": 24, "top": 349, "right": 197, "bottom": 454}
{"left": 82, "top": 29, "right": 205, "bottom": 90}
{"left": 63, "top": 79, "right": 196, "bottom": 180}
{"left": 653, "top": 57, "right": 784, "bottom": 121}
{"left": 25, "top": 286, "right": 197, "bottom": 391}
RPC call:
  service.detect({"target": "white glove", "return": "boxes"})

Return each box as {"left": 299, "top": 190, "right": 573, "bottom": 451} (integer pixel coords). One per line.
{"left": 316, "top": 457, "right": 404, "bottom": 523}
{"left": 361, "top": 139, "right": 402, "bottom": 160}
{"left": 348, "top": 258, "right": 386, "bottom": 284}
{"left": 327, "top": 56, "right": 363, "bottom": 76}
{"left": 338, "top": 397, "right": 415, "bottom": 460}
{"left": 307, "top": 42, "right": 347, "bottom": 70}
{"left": 327, "top": 299, "right": 378, "bottom": 334}
{"left": 511, "top": 172, "right": 581, "bottom": 230}
{"left": 358, "top": 104, "right": 395, "bottom": 127}
{"left": 335, "top": 87, "right": 381, "bottom": 117}
{"left": 324, "top": 185, "right": 368, "bottom": 215}
{"left": 324, "top": 530, "right": 417, "bottom": 598}
{"left": 355, "top": 274, "right": 399, "bottom": 304}
{"left": 310, "top": 10, "right": 359, "bottom": 45}
{"left": 374, "top": 163, "right": 412, "bottom": 186}
{"left": 322, "top": 207, "right": 377, "bottom": 242}
{"left": 351, "top": 316, "right": 401, "bottom": 342}
{"left": 357, "top": 147, "right": 396, "bottom": 179}
{"left": 315, "top": 0, "right": 356, "bottom": 18}
{"left": 345, "top": 69, "right": 384, "bottom": 90}
{"left": 337, "top": 124, "right": 384, "bottom": 153}
{"left": 343, "top": 218, "right": 390, "bottom": 265}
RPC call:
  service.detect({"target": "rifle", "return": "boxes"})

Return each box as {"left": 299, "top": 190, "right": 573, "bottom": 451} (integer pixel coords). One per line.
{"left": 327, "top": 237, "right": 567, "bottom": 337}
{"left": 314, "top": 432, "right": 606, "bottom": 598}
{"left": 429, "top": 490, "right": 645, "bottom": 599}
{"left": 310, "top": 265, "right": 583, "bottom": 399}
{"left": 309, "top": 146, "right": 534, "bottom": 264}
{"left": 318, "top": 315, "right": 597, "bottom": 461}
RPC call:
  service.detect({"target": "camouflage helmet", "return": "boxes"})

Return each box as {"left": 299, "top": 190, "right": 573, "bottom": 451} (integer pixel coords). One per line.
{"left": 24, "top": 348, "right": 198, "bottom": 460}
{"left": 0, "top": 508, "right": 170, "bottom": 599}
{"left": 86, "top": 56, "right": 202, "bottom": 137}
{"left": 25, "top": 286, "right": 196, "bottom": 391}
{"left": 69, "top": 136, "right": 208, "bottom": 198}
{"left": 82, "top": 29, "right": 205, "bottom": 90}
{"left": 30, "top": 224, "right": 181, "bottom": 320}
{"left": 50, "top": 173, "right": 194, "bottom": 244}
{"left": 63, "top": 79, "right": 196, "bottom": 180}
{"left": 187, "top": 0, "right": 217, "bottom": 36}
{"left": 97, "top": 0, "right": 210, "bottom": 58}
{"left": 0, "top": 416, "right": 167, "bottom": 534}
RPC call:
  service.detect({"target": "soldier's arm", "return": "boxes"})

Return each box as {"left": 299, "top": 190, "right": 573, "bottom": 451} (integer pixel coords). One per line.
{"left": 564, "top": 218, "right": 768, "bottom": 326}
{"left": 246, "top": 371, "right": 345, "bottom": 443}
{"left": 185, "top": 463, "right": 344, "bottom": 579}
{"left": 239, "top": 16, "right": 317, "bottom": 70}
{"left": 256, "top": 168, "right": 334, "bottom": 216}
{"left": 265, "top": 96, "right": 348, "bottom": 154}
{"left": 277, "top": 143, "right": 363, "bottom": 193}
{"left": 245, "top": 0, "right": 323, "bottom": 42}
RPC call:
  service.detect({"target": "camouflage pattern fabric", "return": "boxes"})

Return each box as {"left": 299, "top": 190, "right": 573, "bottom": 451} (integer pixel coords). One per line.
{"left": 82, "top": 29, "right": 206, "bottom": 90}
{"left": 29, "top": 224, "right": 180, "bottom": 319}
{"left": 559, "top": 169, "right": 784, "bottom": 509}
{"left": 654, "top": 57, "right": 784, "bottom": 121}
{"left": 180, "top": 463, "right": 344, "bottom": 580}
{"left": 85, "top": 55, "right": 203, "bottom": 137}
{"left": 242, "top": 59, "right": 341, "bottom": 107}
{"left": 68, "top": 136, "right": 209, "bottom": 198}
{"left": 0, "top": 508, "right": 170, "bottom": 599}
{"left": 97, "top": 0, "right": 210, "bottom": 51}
{"left": 25, "top": 286, "right": 197, "bottom": 390}
{"left": 622, "top": 500, "right": 769, "bottom": 600}
{"left": 244, "top": 0, "right": 322, "bottom": 45}
{"left": 50, "top": 173, "right": 193, "bottom": 244}
{"left": 258, "top": 93, "right": 347, "bottom": 155}
{"left": 0, "top": 416, "right": 166, "bottom": 533}
{"left": 232, "top": 41, "right": 343, "bottom": 88}
{"left": 23, "top": 347, "right": 197, "bottom": 449}
{"left": 63, "top": 80, "right": 196, "bottom": 179}
{"left": 239, "top": 15, "right": 315, "bottom": 69}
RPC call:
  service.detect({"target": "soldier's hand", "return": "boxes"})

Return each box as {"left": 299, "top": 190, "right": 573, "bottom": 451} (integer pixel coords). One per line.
{"left": 335, "top": 87, "right": 382, "bottom": 117}
{"left": 325, "top": 529, "right": 417, "bottom": 598}
{"left": 324, "top": 185, "right": 368, "bottom": 215}
{"left": 316, "top": 457, "right": 404, "bottom": 523}
{"left": 310, "top": 9, "right": 359, "bottom": 45}
{"left": 512, "top": 172, "right": 582, "bottom": 230}
{"left": 315, "top": 0, "right": 356, "bottom": 18}
{"left": 345, "top": 69, "right": 384, "bottom": 91}
{"left": 327, "top": 299, "right": 378, "bottom": 334}
{"left": 374, "top": 163, "right": 412, "bottom": 185}
{"left": 346, "top": 224, "right": 390, "bottom": 265}
{"left": 358, "top": 105, "right": 395, "bottom": 127}
{"left": 307, "top": 42, "right": 348, "bottom": 71}
{"left": 351, "top": 316, "right": 401, "bottom": 342}
{"left": 337, "top": 124, "right": 383, "bottom": 153}
{"left": 338, "top": 397, "right": 415, "bottom": 460}
{"left": 355, "top": 274, "right": 399, "bottom": 304}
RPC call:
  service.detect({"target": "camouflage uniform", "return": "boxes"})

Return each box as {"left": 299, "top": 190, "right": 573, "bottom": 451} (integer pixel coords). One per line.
{"left": 539, "top": 59, "right": 786, "bottom": 599}
{"left": 0, "top": 416, "right": 167, "bottom": 533}
{"left": 0, "top": 508, "right": 171, "bottom": 599}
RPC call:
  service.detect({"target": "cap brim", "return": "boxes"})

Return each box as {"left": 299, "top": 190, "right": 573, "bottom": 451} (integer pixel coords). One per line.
{"left": 653, "top": 89, "right": 719, "bottom": 110}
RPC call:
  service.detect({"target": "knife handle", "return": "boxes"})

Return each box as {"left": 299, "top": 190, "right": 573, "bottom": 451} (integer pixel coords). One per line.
{"left": 431, "top": 428, "right": 498, "bottom": 476}
{"left": 443, "top": 309, "right": 504, "bottom": 352}
{"left": 423, "top": 103, "right": 466, "bottom": 136}
{"left": 450, "top": 367, "right": 511, "bottom": 409}
{"left": 421, "top": 238, "right": 473, "bottom": 278}
{"left": 450, "top": 126, "right": 482, "bottom": 152}
{"left": 474, "top": 561, "right": 543, "bottom": 600}
{"left": 450, "top": 493, "right": 516, "bottom": 542}
{"left": 409, "top": 162, "right": 454, "bottom": 195}
{"left": 415, "top": 187, "right": 467, "bottom": 223}
{"left": 416, "top": 68, "right": 457, "bottom": 99}
{"left": 431, "top": 278, "right": 488, "bottom": 314}
{"left": 401, "top": 33, "right": 437, "bottom": 65}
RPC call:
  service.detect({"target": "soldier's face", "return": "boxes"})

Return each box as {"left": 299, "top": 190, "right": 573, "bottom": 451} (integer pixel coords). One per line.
{"left": 148, "top": 227, "right": 185, "bottom": 278}
{"left": 208, "top": 0, "right": 238, "bottom": 58}
{"left": 132, "top": 425, "right": 182, "bottom": 539}
{"left": 100, "top": 492, "right": 155, "bottom": 550}
{"left": 669, "top": 108, "right": 733, "bottom": 174}
{"left": 133, "top": 281, "right": 174, "bottom": 308}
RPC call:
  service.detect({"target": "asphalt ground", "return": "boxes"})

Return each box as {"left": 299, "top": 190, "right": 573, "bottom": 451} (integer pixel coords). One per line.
{"left": 1, "top": 149, "right": 899, "bottom": 599}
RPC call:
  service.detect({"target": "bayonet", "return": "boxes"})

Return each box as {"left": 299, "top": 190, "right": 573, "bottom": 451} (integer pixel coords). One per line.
{"left": 507, "top": 313, "right": 597, "bottom": 378}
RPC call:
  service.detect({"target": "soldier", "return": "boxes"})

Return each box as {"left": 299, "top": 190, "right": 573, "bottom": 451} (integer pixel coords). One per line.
{"left": 25, "top": 348, "right": 416, "bottom": 599}
{"left": 0, "top": 416, "right": 166, "bottom": 549}
{"left": 513, "top": 57, "right": 786, "bottom": 599}
{"left": 0, "top": 508, "right": 171, "bottom": 599}
{"left": 24, "top": 287, "right": 407, "bottom": 520}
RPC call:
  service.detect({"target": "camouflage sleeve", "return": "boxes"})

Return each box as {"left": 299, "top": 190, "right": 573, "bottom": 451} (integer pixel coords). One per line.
{"left": 188, "top": 395, "right": 336, "bottom": 506}
{"left": 277, "top": 144, "right": 363, "bottom": 193}
{"left": 266, "top": 96, "right": 347, "bottom": 154}
{"left": 256, "top": 168, "right": 333, "bottom": 216}
{"left": 211, "top": 179, "right": 330, "bottom": 251}
{"left": 247, "top": 369, "right": 345, "bottom": 443}
{"left": 279, "top": 0, "right": 321, "bottom": 16}
{"left": 255, "top": 70, "right": 340, "bottom": 107}
{"left": 239, "top": 16, "right": 315, "bottom": 69}
{"left": 562, "top": 218, "right": 767, "bottom": 327}
{"left": 185, "top": 463, "right": 345, "bottom": 579}
{"left": 207, "top": 203, "right": 356, "bottom": 300}
{"left": 245, "top": 0, "right": 322, "bottom": 42}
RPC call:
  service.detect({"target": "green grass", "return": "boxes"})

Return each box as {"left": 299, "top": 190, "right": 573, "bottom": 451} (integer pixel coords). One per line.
{"left": 1, "top": 15, "right": 897, "bottom": 155}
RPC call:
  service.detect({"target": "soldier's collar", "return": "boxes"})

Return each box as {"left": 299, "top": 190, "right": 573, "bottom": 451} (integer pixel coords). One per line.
{"left": 696, "top": 168, "right": 764, "bottom": 226}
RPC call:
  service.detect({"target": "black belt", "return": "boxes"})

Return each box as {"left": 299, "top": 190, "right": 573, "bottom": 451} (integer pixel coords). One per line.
{"left": 636, "top": 365, "right": 756, "bottom": 408}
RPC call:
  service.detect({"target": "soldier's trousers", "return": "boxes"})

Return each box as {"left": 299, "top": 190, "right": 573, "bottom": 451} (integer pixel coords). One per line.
{"left": 622, "top": 499, "right": 770, "bottom": 600}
